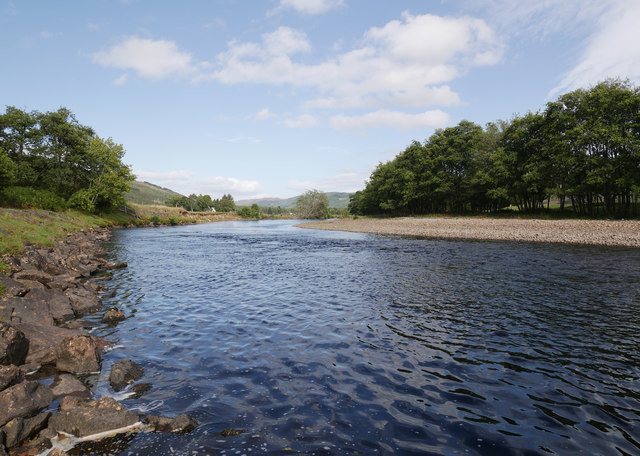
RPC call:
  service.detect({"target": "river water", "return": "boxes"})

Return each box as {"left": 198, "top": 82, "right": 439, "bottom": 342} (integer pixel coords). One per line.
{"left": 81, "top": 220, "right": 639, "bottom": 455}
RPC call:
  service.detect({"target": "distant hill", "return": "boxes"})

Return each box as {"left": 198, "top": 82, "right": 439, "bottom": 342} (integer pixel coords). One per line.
{"left": 125, "top": 181, "right": 183, "bottom": 206}
{"left": 237, "top": 192, "right": 352, "bottom": 209}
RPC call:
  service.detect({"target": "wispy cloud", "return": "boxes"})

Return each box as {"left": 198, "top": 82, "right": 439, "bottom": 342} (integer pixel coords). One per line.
{"left": 281, "top": 114, "right": 318, "bottom": 128}
{"left": 331, "top": 110, "right": 450, "bottom": 130}
{"left": 271, "top": 0, "right": 344, "bottom": 16}
{"left": 92, "top": 36, "right": 197, "bottom": 80}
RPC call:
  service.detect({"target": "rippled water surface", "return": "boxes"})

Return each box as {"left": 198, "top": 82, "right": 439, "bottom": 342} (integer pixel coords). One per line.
{"left": 88, "top": 220, "right": 640, "bottom": 455}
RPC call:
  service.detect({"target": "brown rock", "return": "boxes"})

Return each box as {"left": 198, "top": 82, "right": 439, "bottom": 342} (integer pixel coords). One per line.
{"left": 0, "top": 323, "right": 29, "bottom": 366}
{"left": 24, "top": 289, "right": 74, "bottom": 323}
{"left": 11, "top": 271, "right": 53, "bottom": 286}
{"left": 4, "top": 297, "right": 54, "bottom": 326}
{"left": 0, "top": 276, "right": 28, "bottom": 297}
{"left": 48, "top": 396, "right": 139, "bottom": 437}
{"left": 109, "top": 360, "right": 143, "bottom": 391}
{"left": 1, "top": 412, "right": 50, "bottom": 450}
{"left": 49, "top": 374, "right": 90, "bottom": 399}
{"left": 143, "top": 414, "right": 198, "bottom": 434}
{"left": 0, "top": 381, "right": 53, "bottom": 427}
{"left": 14, "top": 324, "right": 86, "bottom": 366}
{"left": 64, "top": 286, "right": 101, "bottom": 315}
{"left": 55, "top": 335, "right": 101, "bottom": 374}
{"left": 0, "top": 365, "right": 23, "bottom": 391}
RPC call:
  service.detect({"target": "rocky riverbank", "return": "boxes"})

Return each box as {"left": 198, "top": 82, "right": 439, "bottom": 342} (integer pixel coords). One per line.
{"left": 299, "top": 217, "right": 640, "bottom": 247}
{"left": 0, "top": 228, "right": 197, "bottom": 455}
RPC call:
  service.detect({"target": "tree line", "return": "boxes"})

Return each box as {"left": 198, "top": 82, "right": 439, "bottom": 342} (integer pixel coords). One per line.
{"left": 165, "top": 193, "right": 236, "bottom": 212}
{"left": 349, "top": 80, "right": 640, "bottom": 218}
{"left": 0, "top": 106, "right": 134, "bottom": 212}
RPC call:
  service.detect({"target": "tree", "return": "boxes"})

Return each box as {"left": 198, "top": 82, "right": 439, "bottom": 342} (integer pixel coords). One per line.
{"left": 214, "top": 194, "right": 236, "bottom": 212}
{"left": 0, "top": 148, "right": 17, "bottom": 188}
{"left": 295, "top": 190, "right": 329, "bottom": 219}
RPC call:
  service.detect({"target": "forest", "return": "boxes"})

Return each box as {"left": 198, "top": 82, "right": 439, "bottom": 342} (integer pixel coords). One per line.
{"left": 349, "top": 80, "right": 640, "bottom": 218}
{"left": 0, "top": 107, "right": 134, "bottom": 213}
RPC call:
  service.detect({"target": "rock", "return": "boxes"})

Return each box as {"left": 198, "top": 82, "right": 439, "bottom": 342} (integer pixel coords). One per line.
{"left": 9, "top": 433, "right": 51, "bottom": 455}
{"left": 220, "top": 428, "right": 247, "bottom": 437}
{"left": 0, "top": 323, "right": 29, "bottom": 366}
{"left": 23, "top": 289, "right": 74, "bottom": 323}
{"left": 49, "top": 374, "right": 89, "bottom": 399}
{"left": 101, "top": 261, "right": 128, "bottom": 271}
{"left": 56, "top": 335, "right": 101, "bottom": 374}
{"left": 101, "top": 307, "right": 125, "bottom": 325}
{"left": 131, "top": 382, "right": 152, "bottom": 398}
{"left": 0, "top": 276, "right": 28, "bottom": 297}
{"left": 15, "top": 324, "right": 87, "bottom": 366}
{"left": 15, "top": 280, "right": 45, "bottom": 290}
{"left": 64, "top": 286, "right": 101, "bottom": 315}
{"left": 3, "top": 297, "right": 54, "bottom": 326}
{"left": 109, "top": 360, "right": 143, "bottom": 392}
{"left": 1, "top": 412, "right": 50, "bottom": 450}
{"left": 0, "top": 381, "right": 54, "bottom": 427}
{"left": 48, "top": 448, "right": 68, "bottom": 456}
{"left": 58, "top": 396, "right": 85, "bottom": 412}
{"left": 47, "top": 396, "right": 139, "bottom": 438}
{"left": 11, "top": 271, "right": 53, "bottom": 287}
{"left": 143, "top": 414, "right": 198, "bottom": 434}
{"left": 0, "top": 365, "right": 23, "bottom": 391}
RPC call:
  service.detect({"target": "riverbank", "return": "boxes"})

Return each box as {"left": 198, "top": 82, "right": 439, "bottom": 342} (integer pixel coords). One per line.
{"left": 299, "top": 216, "right": 640, "bottom": 247}
{"left": 0, "top": 214, "right": 200, "bottom": 455}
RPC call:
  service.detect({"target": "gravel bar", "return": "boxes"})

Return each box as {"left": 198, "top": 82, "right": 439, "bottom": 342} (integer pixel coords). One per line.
{"left": 298, "top": 217, "right": 640, "bottom": 248}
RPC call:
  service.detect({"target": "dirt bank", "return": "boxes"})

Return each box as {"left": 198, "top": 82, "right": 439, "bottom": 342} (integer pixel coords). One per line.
{"left": 299, "top": 217, "right": 640, "bottom": 248}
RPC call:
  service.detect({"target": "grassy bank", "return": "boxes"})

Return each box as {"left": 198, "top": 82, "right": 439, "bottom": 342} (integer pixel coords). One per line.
{"left": 0, "top": 205, "right": 242, "bottom": 257}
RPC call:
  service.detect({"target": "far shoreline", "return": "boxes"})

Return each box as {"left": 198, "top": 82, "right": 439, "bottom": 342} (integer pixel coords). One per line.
{"left": 297, "top": 216, "right": 640, "bottom": 248}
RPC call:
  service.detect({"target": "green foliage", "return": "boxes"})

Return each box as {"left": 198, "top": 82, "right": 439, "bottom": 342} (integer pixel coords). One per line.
{"left": 295, "top": 190, "right": 330, "bottom": 219}
{"left": 0, "top": 106, "right": 134, "bottom": 213}
{"left": 125, "top": 181, "right": 182, "bottom": 205}
{"left": 166, "top": 193, "right": 220, "bottom": 212}
{"left": 350, "top": 79, "right": 640, "bottom": 218}
{"left": 213, "top": 194, "right": 236, "bottom": 212}
{"left": 1, "top": 186, "right": 67, "bottom": 211}
{"left": 238, "top": 204, "right": 262, "bottom": 219}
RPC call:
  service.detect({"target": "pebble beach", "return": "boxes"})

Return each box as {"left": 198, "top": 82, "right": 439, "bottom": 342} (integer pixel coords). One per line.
{"left": 299, "top": 217, "right": 640, "bottom": 248}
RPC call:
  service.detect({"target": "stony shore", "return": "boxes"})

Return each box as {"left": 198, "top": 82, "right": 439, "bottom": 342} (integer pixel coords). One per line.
{"left": 0, "top": 228, "right": 197, "bottom": 455}
{"left": 299, "top": 217, "right": 640, "bottom": 248}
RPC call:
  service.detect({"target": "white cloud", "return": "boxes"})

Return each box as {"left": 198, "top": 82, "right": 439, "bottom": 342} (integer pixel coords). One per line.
{"left": 208, "top": 12, "right": 501, "bottom": 118}
{"left": 281, "top": 113, "right": 318, "bottom": 128}
{"left": 331, "top": 109, "right": 450, "bottom": 130}
{"left": 134, "top": 169, "right": 261, "bottom": 197}
{"left": 254, "top": 108, "right": 276, "bottom": 120}
{"left": 92, "top": 36, "right": 196, "bottom": 80}
{"left": 113, "top": 74, "right": 128, "bottom": 86}
{"left": 273, "top": 0, "right": 344, "bottom": 15}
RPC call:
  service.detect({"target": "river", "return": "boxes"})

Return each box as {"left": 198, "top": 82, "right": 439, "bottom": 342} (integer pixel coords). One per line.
{"left": 80, "top": 219, "right": 640, "bottom": 455}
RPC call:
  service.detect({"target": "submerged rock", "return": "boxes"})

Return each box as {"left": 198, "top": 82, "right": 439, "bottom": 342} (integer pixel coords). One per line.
{"left": 47, "top": 397, "right": 139, "bottom": 438}
{"left": 109, "top": 360, "right": 143, "bottom": 392}
{"left": 0, "top": 323, "right": 29, "bottom": 366}
{"left": 101, "top": 307, "right": 125, "bottom": 325}
{"left": 55, "top": 335, "right": 101, "bottom": 374}
{"left": 143, "top": 414, "right": 198, "bottom": 434}
{"left": 0, "top": 381, "right": 53, "bottom": 428}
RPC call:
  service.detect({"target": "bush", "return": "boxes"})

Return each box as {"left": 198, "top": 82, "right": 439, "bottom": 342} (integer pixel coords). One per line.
{"left": 67, "top": 190, "right": 96, "bottom": 213}
{"left": 1, "top": 186, "right": 67, "bottom": 211}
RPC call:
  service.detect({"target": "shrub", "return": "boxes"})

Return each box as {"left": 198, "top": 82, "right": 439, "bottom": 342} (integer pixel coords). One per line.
{"left": 1, "top": 186, "right": 67, "bottom": 211}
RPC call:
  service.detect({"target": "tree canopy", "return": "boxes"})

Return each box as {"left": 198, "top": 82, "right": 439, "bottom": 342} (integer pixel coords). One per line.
{"left": 349, "top": 79, "right": 640, "bottom": 218}
{"left": 0, "top": 106, "right": 135, "bottom": 212}
{"left": 295, "top": 190, "right": 329, "bottom": 219}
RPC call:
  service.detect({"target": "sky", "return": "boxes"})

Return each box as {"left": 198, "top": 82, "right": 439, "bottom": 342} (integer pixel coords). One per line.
{"left": 1, "top": 0, "right": 639, "bottom": 200}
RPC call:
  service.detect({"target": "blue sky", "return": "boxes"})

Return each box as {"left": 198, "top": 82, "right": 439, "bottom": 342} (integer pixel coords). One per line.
{"left": 2, "top": 0, "right": 639, "bottom": 199}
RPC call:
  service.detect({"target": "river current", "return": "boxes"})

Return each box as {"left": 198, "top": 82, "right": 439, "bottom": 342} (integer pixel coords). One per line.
{"left": 81, "top": 220, "right": 639, "bottom": 455}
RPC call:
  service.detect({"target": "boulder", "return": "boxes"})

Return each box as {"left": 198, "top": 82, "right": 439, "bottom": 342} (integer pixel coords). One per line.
{"left": 11, "top": 271, "right": 53, "bottom": 287}
{"left": 14, "top": 324, "right": 86, "bottom": 366}
{"left": 109, "top": 360, "right": 143, "bottom": 391}
{"left": 47, "top": 396, "right": 139, "bottom": 438}
{"left": 64, "top": 286, "right": 101, "bottom": 315}
{"left": 56, "top": 335, "right": 101, "bottom": 374}
{"left": 0, "top": 276, "right": 28, "bottom": 297}
{"left": 131, "top": 382, "right": 152, "bottom": 398}
{"left": 0, "top": 365, "right": 23, "bottom": 391}
{"left": 24, "top": 289, "right": 75, "bottom": 323}
{"left": 100, "top": 261, "right": 128, "bottom": 271}
{"left": 0, "top": 323, "right": 29, "bottom": 366}
{"left": 4, "top": 297, "right": 54, "bottom": 326}
{"left": 0, "top": 381, "right": 53, "bottom": 427}
{"left": 49, "top": 374, "right": 90, "bottom": 399}
{"left": 101, "top": 307, "right": 125, "bottom": 325}
{"left": 1, "top": 412, "right": 50, "bottom": 450}
{"left": 143, "top": 414, "right": 198, "bottom": 434}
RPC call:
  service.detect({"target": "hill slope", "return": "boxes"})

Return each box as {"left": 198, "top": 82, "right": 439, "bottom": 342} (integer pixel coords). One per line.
{"left": 237, "top": 192, "right": 352, "bottom": 209}
{"left": 125, "top": 181, "right": 183, "bottom": 206}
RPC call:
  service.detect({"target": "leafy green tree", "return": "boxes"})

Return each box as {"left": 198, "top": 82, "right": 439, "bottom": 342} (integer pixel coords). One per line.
{"left": 0, "top": 148, "right": 16, "bottom": 188}
{"left": 295, "top": 190, "right": 329, "bottom": 219}
{"left": 214, "top": 194, "right": 236, "bottom": 212}
{"left": 238, "top": 203, "right": 261, "bottom": 218}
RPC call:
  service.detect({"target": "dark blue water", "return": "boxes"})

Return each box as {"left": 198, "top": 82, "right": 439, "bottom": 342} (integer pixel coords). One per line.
{"left": 85, "top": 220, "right": 640, "bottom": 455}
